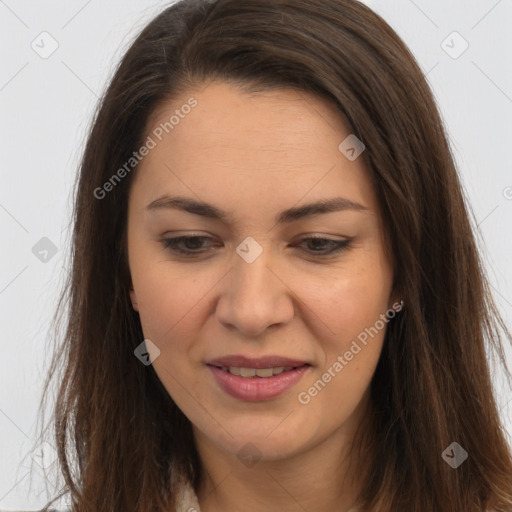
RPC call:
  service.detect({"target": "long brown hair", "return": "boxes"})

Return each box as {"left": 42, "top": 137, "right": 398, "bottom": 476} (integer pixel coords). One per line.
{"left": 33, "top": 0, "right": 512, "bottom": 510}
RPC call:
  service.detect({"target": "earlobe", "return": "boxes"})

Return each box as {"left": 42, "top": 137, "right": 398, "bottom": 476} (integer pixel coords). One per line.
{"left": 129, "top": 288, "right": 139, "bottom": 312}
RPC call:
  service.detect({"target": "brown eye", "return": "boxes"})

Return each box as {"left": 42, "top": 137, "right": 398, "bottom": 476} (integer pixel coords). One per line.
{"left": 298, "top": 237, "right": 351, "bottom": 256}
{"left": 161, "top": 236, "right": 214, "bottom": 255}
{"left": 161, "top": 235, "right": 351, "bottom": 258}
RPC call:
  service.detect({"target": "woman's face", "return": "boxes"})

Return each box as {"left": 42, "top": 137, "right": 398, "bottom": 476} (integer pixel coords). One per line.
{"left": 127, "top": 80, "right": 397, "bottom": 462}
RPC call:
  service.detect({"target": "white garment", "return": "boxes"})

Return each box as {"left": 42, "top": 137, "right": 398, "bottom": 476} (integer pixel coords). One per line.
{"left": 176, "top": 479, "right": 202, "bottom": 512}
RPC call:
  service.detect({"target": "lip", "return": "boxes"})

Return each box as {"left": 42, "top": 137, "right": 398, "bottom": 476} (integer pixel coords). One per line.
{"left": 207, "top": 364, "right": 311, "bottom": 401}
{"left": 206, "top": 355, "right": 308, "bottom": 369}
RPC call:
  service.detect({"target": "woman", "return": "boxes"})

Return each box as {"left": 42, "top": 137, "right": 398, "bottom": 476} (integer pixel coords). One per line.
{"left": 32, "top": 0, "right": 512, "bottom": 511}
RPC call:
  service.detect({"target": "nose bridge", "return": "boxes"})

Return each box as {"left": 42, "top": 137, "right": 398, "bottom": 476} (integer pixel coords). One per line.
{"left": 216, "top": 237, "right": 294, "bottom": 335}
{"left": 233, "top": 242, "right": 275, "bottom": 298}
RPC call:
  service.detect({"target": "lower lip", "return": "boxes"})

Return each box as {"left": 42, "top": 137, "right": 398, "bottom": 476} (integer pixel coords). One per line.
{"left": 207, "top": 364, "right": 310, "bottom": 401}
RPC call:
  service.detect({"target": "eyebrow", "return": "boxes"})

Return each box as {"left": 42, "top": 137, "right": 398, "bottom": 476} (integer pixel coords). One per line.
{"left": 145, "top": 195, "right": 368, "bottom": 224}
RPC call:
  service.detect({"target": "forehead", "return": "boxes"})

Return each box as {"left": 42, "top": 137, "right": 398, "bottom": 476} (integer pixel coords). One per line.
{"left": 132, "top": 80, "right": 378, "bottom": 217}
{"left": 147, "top": 80, "right": 351, "bottom": 155}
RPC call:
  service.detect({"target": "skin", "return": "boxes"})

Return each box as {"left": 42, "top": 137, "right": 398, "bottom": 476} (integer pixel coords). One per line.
{"left": 127, "top": 80, "right": 398, "bottom": 512}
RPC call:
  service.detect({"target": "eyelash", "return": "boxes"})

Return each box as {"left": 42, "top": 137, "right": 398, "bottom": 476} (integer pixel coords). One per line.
{"left": 161, "top": 235, "right": 351, "bottom": 258}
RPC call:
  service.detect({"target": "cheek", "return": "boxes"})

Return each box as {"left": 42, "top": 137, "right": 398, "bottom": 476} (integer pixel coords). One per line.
{"left": 294, "top": 278, "right": 389, "bottom": 427}
{"left": 131, "top": 256, "right": 224, "bottom": 376}
{"left": 298, "top": 259, "right": 392, "bottom": 346}
{"left": 302, "top": 254, "right": 392, "bottom": 391}
{"left": 132, "top": 265, "right": 208, "bottom": 401}
{"left": 135, "top": 265, "right": 205, "bottom": 342}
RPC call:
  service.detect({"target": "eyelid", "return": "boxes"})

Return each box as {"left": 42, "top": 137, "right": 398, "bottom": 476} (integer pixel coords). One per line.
{"left": 159, "top": 233, "right": 352, "bottom": 258}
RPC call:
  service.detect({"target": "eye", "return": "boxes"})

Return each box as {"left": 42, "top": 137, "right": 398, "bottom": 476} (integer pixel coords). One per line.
{"left": 160, "top": 235, "right": 352, "bottom": 257}
{"left": 161, "top": 235, "right": 214, "bottom": 255}
{"left": 299, "top": 236, "right": 351, "bottom": 256}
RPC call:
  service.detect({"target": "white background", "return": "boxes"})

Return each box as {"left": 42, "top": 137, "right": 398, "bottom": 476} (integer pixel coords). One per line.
{"left": 1, "top": 0, "right": 511, "bottom": 509}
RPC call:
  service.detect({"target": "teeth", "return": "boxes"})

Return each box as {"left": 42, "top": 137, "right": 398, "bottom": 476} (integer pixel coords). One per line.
{"left": 240, "top": 367, "right": 256, "bottom": 377}
{"left": 255, "top": 368, "right": 274, "bottom": 378}
{"left": 220, "top": 366, "right": 292, "bottom": 377}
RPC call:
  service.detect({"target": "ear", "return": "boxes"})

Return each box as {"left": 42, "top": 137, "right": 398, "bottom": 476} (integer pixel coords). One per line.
{"left": 129, "top": 286, "right": 139, "bottom": 312}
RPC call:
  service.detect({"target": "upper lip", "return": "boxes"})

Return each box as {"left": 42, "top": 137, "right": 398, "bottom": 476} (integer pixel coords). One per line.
{"left": 207, "top": 355, "right": 310, "bottom": 369}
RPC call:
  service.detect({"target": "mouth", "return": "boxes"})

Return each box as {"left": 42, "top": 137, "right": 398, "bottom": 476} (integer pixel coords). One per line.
{"left": 206, "top": 361, "right": 311, "bottom": 401}
{"left": 207, "top": 364, "right": 309, "bottom": 378}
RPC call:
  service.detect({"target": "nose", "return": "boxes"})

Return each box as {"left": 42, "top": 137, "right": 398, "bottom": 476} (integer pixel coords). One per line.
{"left": 214, "top": 245, "right": 295, "bottom": 338}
